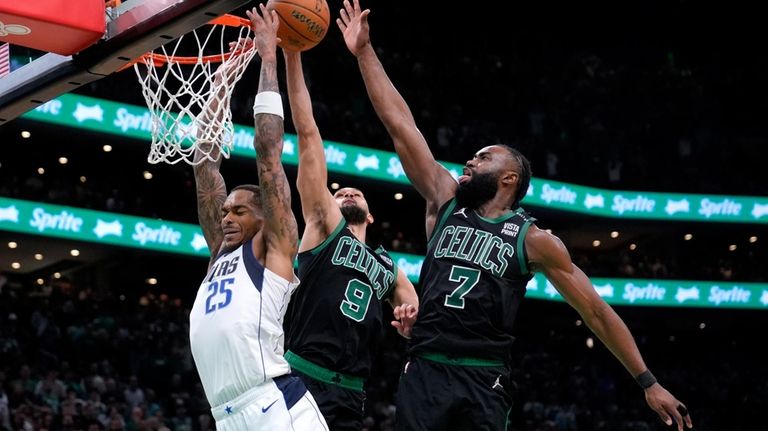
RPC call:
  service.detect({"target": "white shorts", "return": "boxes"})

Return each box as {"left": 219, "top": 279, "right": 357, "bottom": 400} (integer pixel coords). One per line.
{"left": 211, "top": 375, "right": 328, "bottom": 431}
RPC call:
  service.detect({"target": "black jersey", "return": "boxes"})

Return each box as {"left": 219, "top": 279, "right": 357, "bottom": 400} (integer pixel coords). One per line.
{"left": 287, "top": 219, "right": 397, "bottom": 377}
{"left": 408, "top": 198, "right": 536, "bottom": 361}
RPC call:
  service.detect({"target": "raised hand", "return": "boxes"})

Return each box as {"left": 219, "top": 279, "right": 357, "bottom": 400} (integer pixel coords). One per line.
{"left": 246, "top": 4, "right": 280, "bottom": 61}
{"left": 336, "top": 0, "right": 370, "bottom": 56}
{"left": 228, "top": 37, "right": 255, "bottom": 54}
{"left": 212, "top": 38, "right": 255, "bottom": 85}
{"left": 391, "top": 303, "right": 418, "bottom": 339}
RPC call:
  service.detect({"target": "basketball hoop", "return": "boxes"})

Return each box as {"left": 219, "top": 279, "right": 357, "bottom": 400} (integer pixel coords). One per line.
{"left": 131, "top": 14, "right": 257, "bottom": 165}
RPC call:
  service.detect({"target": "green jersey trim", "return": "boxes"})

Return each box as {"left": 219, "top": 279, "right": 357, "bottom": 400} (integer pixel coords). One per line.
{"left": 309, "top": 218, "right": 347, "bottom": 255}
{"left": 386, "top": 259, "right": 398, "bottom": 300}
{"left": 475, "top": 208, "right": 521, "bottom": 224}
{"left": 374, "top": 245, "right": 398, "bottom": 299}
{"left": 285, "top": 350, "right": 364, "bottom": 391}
{"left": 391, "top": 261, "right": 399, "bottom": 294}
{"left": 516, "top": 215, "right": 536, "bottom": 275}
{"left": 418, "top": 351, "right": 505, "bottom": 367}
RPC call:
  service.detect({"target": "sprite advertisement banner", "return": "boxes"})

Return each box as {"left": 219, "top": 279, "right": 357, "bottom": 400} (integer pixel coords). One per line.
{"left": 2, "top": 196, "right": 767, "bottom": 309}
{"left": 20, "top": 94, "right": 768, "bottom": 224}
{"left": 524, "top": 273, "right": 768, "bottom": 309}
{"left": 0, "top": 196, "right": 206, "bottom": 256}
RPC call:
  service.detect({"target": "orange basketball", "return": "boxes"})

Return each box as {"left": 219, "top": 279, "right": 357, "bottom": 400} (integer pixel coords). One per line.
{"left": 266, "top": 0, "right": 331, "bottom": 52}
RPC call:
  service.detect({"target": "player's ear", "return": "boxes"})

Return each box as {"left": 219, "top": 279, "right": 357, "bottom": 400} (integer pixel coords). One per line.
{"left": 501, "top": 170, "right": 519, "bottom": 186}
{"left": 366, "top": 213, "right": 374, "bottom": 225}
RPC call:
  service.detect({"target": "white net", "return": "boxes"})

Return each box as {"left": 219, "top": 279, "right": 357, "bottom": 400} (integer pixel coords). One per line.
{"left": 133, "top": 17, "right": 257, "bottom": 165}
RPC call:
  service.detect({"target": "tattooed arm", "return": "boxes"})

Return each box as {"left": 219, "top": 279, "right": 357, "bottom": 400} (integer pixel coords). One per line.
{"left": 192, "top": 41, "right": 254, "bottom": 263}
{"left": 192, "top": 72, "right": 228, "bottom": 263}
{"left": 193, "top": 140, "right": 226, "bottom": 266}
{"left": 247, "top": 5, "right": 299, "bottom": 281}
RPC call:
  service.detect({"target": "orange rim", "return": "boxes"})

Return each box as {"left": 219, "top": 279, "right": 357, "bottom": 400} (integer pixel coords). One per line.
{"left": 118, "top": 14, "right": 251, "bottom": 71}
{"left": 207, "top": 15, "right": 250, "bottom": 28}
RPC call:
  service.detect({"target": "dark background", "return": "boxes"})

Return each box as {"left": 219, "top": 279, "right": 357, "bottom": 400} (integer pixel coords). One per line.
{"left": 0, "top": 1, "right": 766, "bottom": 430}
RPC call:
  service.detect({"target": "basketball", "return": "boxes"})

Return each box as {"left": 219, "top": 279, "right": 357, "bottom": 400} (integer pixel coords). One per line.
{"left": 266, "top": 0, "right": 331, "bottom": 52}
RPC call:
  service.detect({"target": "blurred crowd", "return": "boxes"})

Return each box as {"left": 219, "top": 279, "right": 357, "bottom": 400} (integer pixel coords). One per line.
{"left": 1, "top": 261, "right": 765, "bottom": 431}
{"left": 569, "top": 247, "right": 766, "bottom": 283}
{"left": 2, "top": 2, "right": 767, "bottom": 430}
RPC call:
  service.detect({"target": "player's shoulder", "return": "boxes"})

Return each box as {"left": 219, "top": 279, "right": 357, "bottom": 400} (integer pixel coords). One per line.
{"left": 525, "top": 224, "right": 563, "bottom": 245}
{"left": 513, "top": 206, "right": 537, "bottom": 223}
{"left": 525, "top": 224, "right": 570, "bottom": 266}
{"left": 372, "top": 244, "right": 395, "bottom": 265}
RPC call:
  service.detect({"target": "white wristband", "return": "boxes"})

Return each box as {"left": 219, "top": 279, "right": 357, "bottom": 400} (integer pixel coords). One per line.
{"left": 253, "top": 91, "right": 284, "bottom": 119}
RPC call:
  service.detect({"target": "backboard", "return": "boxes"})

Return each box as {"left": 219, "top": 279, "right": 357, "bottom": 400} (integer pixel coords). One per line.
{"left": 0, "top": 0, "right": 251, "bottom": 124}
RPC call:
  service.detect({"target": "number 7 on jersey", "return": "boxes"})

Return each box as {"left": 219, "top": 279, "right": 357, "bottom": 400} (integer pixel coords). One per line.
{"left": 444, "top": 265, "right": 481, "bottom": 309}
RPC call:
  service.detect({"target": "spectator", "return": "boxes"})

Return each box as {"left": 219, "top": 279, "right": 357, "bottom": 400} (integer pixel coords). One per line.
{"left": 122, "top": 376, "right": 144, "bottom": 410}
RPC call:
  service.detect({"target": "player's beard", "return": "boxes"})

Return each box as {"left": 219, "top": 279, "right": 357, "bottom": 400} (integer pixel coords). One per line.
{"left": 341, "top": 204, "right": 368, "bottom": 225}
{"left": 455, "top": 171, "right": 499, "bottom": 210}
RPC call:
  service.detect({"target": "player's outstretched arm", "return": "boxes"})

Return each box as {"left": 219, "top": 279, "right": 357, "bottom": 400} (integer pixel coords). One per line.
{"left": 337, "top": 0, "right": 456, "bottom": 219}
{"left": 197, "top": 38, "right": 254, "bottom": 147}
{"left": 248, "top": 5, "right": 299, "bottom": 280}
{"left": 192, "top": 41, "right": 256, "bottom": 262}
{"left": 526, "top": 226, "right": 693, "bottom": 430}
{"left": 192, "top": 143, "right": 226, "bottom": 263}
{"left": 283, "top": 50, "right": 342, "bottom": 252}
{"left": 390, "top": 267, "right": 419, "bottom": 339}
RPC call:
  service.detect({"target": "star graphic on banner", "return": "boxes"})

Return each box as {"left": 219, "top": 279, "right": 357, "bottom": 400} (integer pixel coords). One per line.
{"left": 225, "top": 405, "right": 233, "bottom": 415}
{"left": 282, "top": 139, "right": 295, "bottom": 155}
{"left": 191, "top": 233, "right": 208, "bottom": 252}
{"left": 0, "top": 205, "right": 20, "bottom": 223}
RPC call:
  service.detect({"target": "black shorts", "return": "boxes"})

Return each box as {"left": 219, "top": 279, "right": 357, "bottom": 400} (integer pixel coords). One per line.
{"left": 292, "top": 369, "right": 366, "bottom": 431}
{"left": 395, "top": 355, "right": 512, "bottom": 431}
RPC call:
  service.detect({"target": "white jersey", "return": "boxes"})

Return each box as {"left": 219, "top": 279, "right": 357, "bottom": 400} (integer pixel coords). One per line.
{"left": 190, "top": 239, "right": 299, "bottom": 407}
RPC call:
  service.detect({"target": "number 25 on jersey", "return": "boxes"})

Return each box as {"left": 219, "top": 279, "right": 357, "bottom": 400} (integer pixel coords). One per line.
{"left": 205, "top": 278, "right": 234, "bottom": 314}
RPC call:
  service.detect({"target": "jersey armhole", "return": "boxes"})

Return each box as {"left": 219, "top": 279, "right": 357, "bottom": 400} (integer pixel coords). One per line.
{"left": 304, "top": 218, "right": 347, "bottom": 256}
{"left": 386, "top": 260, "right": 399, "bottom": 300}
{"left": 517, "top": 214, "right": 537, "bottom": 275}
{"left": 427, "top": 198, "right": 457, "bottom": 249}
{"left": 374, "top": 246, "right": 398, "bottom": 299}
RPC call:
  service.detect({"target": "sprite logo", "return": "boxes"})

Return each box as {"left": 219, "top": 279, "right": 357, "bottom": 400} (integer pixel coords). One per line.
{"left": 611, "top": 195, "right": 655, "bottom": 215}
{"left": 698, "top": 198, "right": 742, "bottom": 218}
{"left": 708, "top": 286, "right": 750, "bottom": 305}
{"left": 540, "top": 184, "right": 577, "bottom": 205}
{"left": 29, "top": 208, "right": 83, "bottom": 233}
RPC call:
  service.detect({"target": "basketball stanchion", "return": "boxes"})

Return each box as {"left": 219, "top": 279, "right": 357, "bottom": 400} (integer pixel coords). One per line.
{"left": 0, "top": 0, "right": 105, "bottom": 55}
